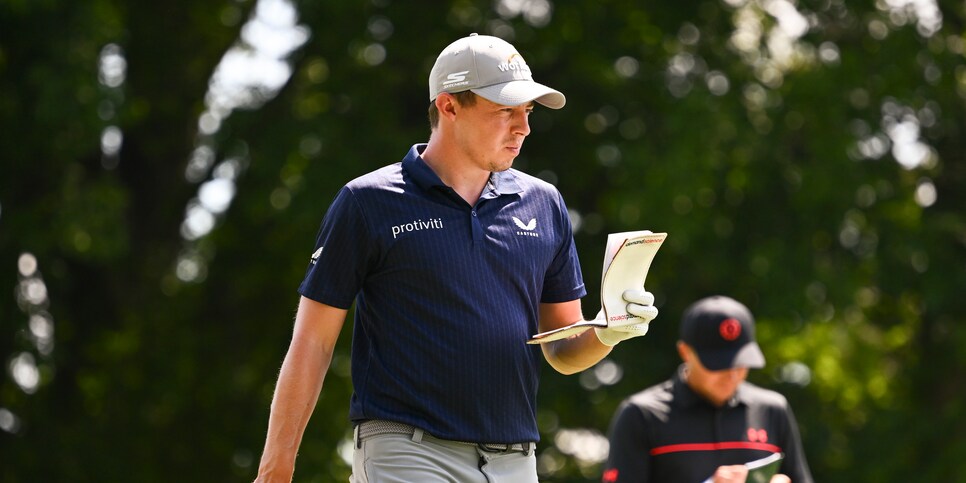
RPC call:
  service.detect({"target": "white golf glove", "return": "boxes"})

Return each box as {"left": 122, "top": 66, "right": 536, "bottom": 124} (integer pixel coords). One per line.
{"left": 594, "top": 289, "right": 658, "bottom": 346}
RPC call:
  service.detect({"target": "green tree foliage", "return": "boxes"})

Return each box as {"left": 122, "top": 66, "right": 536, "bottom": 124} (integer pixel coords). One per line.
{"left": 1, "top": 0, "right": 964, "bottom": 481}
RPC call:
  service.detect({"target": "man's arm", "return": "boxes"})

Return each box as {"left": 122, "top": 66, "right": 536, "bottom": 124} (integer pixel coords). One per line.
{"left": 538, "top": 300, "right": 612, "bottom": 374}
{"left": 254, "top": 296, "right": 348, "bottom": 483}
{"left": 602, "top": 402, "right": 652, "bottom": 483}
{"left": 777, "top": 403, "right": 814, "bottom": 483}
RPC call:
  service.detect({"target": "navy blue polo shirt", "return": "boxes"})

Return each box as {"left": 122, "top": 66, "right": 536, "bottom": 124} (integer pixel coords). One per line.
{"left": 298, "top": 144, "right": 586, "bottom": 443}
{"left": 602, "top": 366, "right": 813, "bottom": 483}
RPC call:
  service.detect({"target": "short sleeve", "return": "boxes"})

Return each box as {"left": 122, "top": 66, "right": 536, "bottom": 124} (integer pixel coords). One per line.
{"left": 298, "top": 187, "right": 375, "bottom": 309}
{"left": 777, "top": 403, "right": 814, "bottom": 483}
{"left": 540, "top": 189, "right": 586, "bottom": 303}
{"left": 602, "top": 401, "right": 652, "bottom": 483}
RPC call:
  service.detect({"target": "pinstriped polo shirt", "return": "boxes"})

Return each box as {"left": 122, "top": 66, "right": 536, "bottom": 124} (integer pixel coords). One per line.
{"left": 298, "top": 144, "right": 586, "bottom": 444}
{"left": 602, "top": 366, "right": 813, "bottom": 483}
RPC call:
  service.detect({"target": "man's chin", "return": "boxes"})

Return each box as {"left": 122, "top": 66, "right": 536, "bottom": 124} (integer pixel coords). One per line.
{"left": 487, "top": 157, "right": 516, "bottom": 172}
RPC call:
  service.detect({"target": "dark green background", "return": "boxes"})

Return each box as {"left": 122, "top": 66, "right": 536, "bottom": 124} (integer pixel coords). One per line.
{"left": 2, "top": 0, "right": 964, "bottom": 481}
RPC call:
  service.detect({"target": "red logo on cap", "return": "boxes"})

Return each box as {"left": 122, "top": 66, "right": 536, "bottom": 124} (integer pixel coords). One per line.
{"left": 719, "top": 318, "right": 742, "bottom": 341}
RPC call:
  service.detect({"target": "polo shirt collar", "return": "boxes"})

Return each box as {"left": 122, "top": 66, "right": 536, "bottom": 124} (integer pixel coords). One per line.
{"left": 402, "top": 144, "right": 524, "bottom": 196}
{"left": 672, "top": 364, "right": 747, "bottom": 409}
{"left": 488, "top": 168, "right": 523, "bottom": 195}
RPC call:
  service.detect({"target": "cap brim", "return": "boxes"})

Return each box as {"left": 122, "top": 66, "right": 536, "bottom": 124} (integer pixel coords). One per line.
{"left": 472, "top": 81, "right": 566, "bottom": 109}
{"left": 697, "top": 342, "right": 765, "bottom": 371}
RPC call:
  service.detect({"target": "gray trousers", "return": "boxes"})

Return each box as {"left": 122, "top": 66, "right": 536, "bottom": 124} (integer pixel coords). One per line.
{"left": 350, "top": 427, "right": 539, "bottom": 483}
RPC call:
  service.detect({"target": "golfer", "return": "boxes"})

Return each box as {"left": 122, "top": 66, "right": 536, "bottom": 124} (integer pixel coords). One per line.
{"left": 601, "top": 295, "right": 813, "bottom": 483}
{"left": 253, "top": 33, "right": 658, "bottom": 483}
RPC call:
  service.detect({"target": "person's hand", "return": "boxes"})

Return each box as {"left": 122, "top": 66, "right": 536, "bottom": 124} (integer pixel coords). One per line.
{"left": 707, "top": 465, "right": 791, "bottom": 483}
{"left": 710, "top": 464, "right": 748, "bottom": 483}
{"left": 594, "top": 289, "right": 658, "bottom": 346}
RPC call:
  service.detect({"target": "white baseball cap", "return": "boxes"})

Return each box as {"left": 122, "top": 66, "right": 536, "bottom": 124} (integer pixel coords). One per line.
{"left": 429, "top": 33, "right": 566, "bottom": 109}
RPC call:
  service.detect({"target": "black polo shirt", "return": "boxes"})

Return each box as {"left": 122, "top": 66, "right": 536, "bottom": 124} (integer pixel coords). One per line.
{"left": 299, "top": 144, "right": 586, "bottom": 444}
{"left": 602, "top": 366, "right": 813, "bottom": 483}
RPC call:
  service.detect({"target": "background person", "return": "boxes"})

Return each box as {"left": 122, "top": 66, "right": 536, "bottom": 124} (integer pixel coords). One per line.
{"left": 253, "top": 33, "right": 659, "bottom": 483}
{"left": 602, "top": 295, "right": 813, "bottom": 483}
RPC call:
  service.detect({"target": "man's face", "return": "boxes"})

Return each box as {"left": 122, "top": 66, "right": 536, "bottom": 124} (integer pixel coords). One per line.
{"left": 453, "top": 95, "right": 533, "bottom": 172}
{"left": 678, "top": 342, "right": 749, "bottom": 407}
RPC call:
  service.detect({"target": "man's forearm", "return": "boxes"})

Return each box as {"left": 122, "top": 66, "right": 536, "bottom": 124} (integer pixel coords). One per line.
{"left": 542, "top": 326, "right": 614, "bottom": 374}
{"left": 538, "top": 301, "right": 613, "bottom": 374}
{"left": 255, "top": 335, "right": 332, "bottom": 481}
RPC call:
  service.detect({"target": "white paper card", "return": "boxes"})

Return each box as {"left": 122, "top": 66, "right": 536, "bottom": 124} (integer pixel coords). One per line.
{"left": 601, "top": 232, "right": 666, "bottom": 326}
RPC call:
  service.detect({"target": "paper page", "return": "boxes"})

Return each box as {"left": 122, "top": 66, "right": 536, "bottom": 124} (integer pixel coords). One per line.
{"left": 601, "top": 232, "right": 666, "bottom": 325}
{"left": 601, "top": 230, "right": 653, "bottom": 283}
{"left": 525, "top": 319, "right": 605, "bottom": 344}
{"left": 746, "top": 452, "right": 784, "bottom": 483}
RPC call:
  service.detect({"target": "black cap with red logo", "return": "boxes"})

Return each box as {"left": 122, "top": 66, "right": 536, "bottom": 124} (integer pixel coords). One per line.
{"left": 680, "top": 295, "right": 765, "bottom": 371}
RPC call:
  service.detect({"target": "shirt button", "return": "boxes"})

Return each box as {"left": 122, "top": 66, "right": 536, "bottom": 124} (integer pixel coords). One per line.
{"left": 471, "top": 210, "right": 477, "bottom": 217}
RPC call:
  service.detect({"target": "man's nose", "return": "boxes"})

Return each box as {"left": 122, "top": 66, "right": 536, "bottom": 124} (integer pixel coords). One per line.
{"left": 512, "top": 110, "right": 531, "bottom": 136}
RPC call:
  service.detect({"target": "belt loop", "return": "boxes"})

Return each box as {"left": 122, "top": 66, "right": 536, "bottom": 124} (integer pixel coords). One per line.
{"left": 354, "top": 424, "right": 361, "bottom": 449}
{"left": 411, "top": 427, "right": 423, "bottom": 443}
{"left": 525, "top": 442, "right": 535, "bottom": 456}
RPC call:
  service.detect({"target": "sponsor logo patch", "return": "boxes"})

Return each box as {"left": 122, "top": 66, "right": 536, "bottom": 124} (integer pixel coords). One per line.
{"left": 512, "top": 216, "right": 539, "bottom": 237}
{"left": 498, "top": 54, "right": 531, "bottom": 74}
{"left": 442, "top": 71, "right": 470, "bottom": 89}
{"left": 719, "top": 318, "right": 742, "bottom": 341}
{"left": 391, "top": 218, "right": 444, "bottom": 239}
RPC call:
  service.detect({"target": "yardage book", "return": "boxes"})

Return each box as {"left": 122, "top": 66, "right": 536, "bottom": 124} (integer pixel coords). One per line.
{"left": 527, "top": 230, "right": 667, "bottom": 344}
{"left": 700, "top": 452, "right": 784, "bottom": 483}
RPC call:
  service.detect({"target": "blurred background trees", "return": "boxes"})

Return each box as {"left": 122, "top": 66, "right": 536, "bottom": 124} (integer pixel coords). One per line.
{"left": 1, "top": 0, "right": 964, "bottom": 481}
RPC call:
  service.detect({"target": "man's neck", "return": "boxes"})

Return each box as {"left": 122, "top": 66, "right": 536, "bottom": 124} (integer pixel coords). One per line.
{"left": 420, "top": 139, "right": 490, "bottom": 206}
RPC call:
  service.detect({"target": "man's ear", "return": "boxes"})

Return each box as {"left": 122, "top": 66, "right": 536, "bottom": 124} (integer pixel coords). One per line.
{"left": 676, "top": 341, "right": 690, "bottom": 363}
{"left": 435, "top": 93, "right": 459, "bottom": 122}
